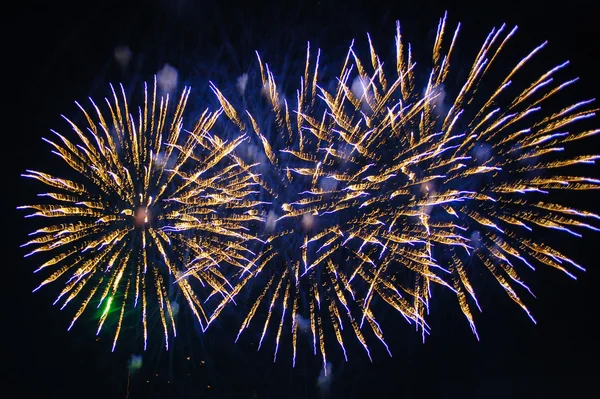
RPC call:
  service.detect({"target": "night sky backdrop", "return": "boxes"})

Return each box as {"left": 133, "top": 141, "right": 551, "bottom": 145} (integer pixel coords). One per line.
{"left": 7, "top": 0, "right": 599, "bottom": 398}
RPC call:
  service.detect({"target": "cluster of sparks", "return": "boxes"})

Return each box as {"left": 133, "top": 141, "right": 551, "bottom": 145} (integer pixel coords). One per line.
{"left": 20, "top": 78, "right": 264, "bottom": 351}
{"left": 210, "top": 13, "right": 599, "bottom": 369}
{"left": 20, "top": 14, "right": 598, "bottom": 370}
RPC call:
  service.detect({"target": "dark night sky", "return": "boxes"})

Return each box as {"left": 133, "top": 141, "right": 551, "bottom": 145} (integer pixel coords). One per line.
{"left": 6, "top": 0, "right": 600, "bottom": 398}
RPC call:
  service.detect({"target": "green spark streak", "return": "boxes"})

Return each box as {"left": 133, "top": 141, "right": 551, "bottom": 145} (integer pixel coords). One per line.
{"left": 102, "top": 297, "right": 113, "bottom": 318}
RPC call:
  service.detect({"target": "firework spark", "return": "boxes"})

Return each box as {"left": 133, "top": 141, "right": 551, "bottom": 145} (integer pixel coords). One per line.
{"left": 210, "top": 13, "right": 598, "bottom": 368}
{"left": 19, "top": 78, "right": 264, "bottom": 351}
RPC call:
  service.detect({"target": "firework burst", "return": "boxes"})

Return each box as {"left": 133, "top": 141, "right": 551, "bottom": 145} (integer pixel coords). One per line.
{"left": 210, "top": 13, "right": 599, "bottom": 368}
{"left": 19, "top": 78, "right": 265, "bottom": 351}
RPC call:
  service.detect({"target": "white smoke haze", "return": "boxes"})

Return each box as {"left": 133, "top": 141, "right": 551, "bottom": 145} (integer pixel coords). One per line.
{"left": 317, "top": 362, "right": 333, "bottom": 397}
{"left": 350, "top": 75, "right": 373, "bottom": 112}
{"left": 261, "top": 80, "right": 287, "bottom": 107}
{"left": 265, "top": 210, "right": 278, "bottom": 232}
{"left": 294, "top": 314, "right": 310, "bottom": 333}
{"left": 157, "top": 64, "right": 179, "bottom": 93}
{"left": 430, "top": 83, "right": 447, "bottom": 116}
{"left": 240, "top": 142, "right": 269, "bottom": 173}
{"left": 153, "top": 151, "right": 177, "bottom": 171}
{"left": 472, "top": 143, "right": 492, "bottom": 163}
{"left": 128, "top": 354, "right": 143, "bottom": 372}
{"left": 302, "top": 212, "right": 316, "bottom": 230}
{"left": 236, "top": 73, "right": 249, "bottom": 96}
{"left": 170, "top": 301, "right": 179, "bottom": 317}
{"left": 319, "top": 176, "right": 338, "bottom": 192}
{"left": 470, "top": 230, "right": 483, "bottom": 249}
{"left": 114, "top": 45, "right": 132, "bottom": 70}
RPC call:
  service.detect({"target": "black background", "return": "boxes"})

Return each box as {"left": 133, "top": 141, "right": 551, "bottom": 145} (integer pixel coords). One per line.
{"left": 6, "top": 0, "right": 599, "bottom": 398}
